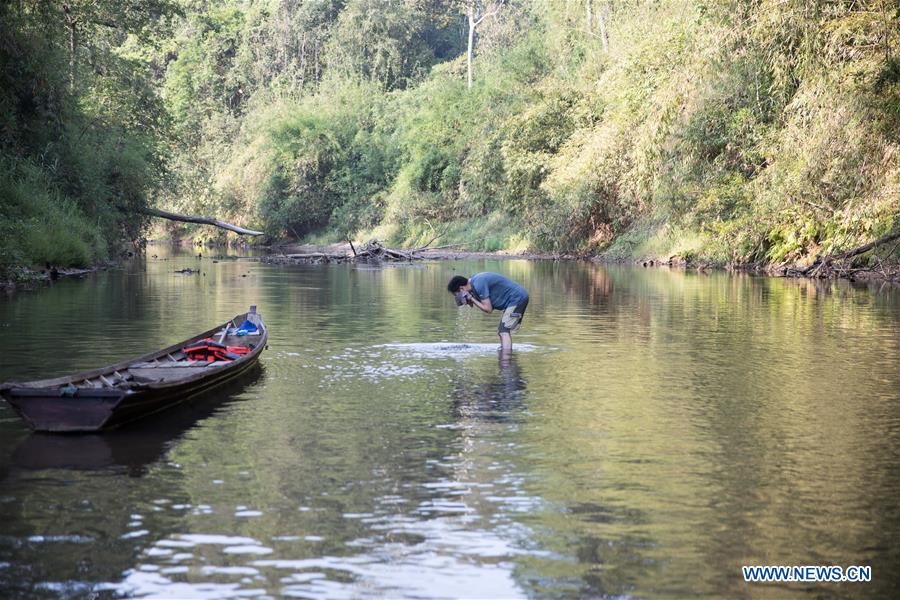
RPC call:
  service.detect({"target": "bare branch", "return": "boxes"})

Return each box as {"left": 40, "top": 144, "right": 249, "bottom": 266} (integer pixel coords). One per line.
{"left": 138, "top": 207, "right": 264, "bottom": 236}
{"left": 474, "top": 3, "right": 502, "bottom": 27}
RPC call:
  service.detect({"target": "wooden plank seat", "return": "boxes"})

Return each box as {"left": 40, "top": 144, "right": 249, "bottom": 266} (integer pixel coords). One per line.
{"left": 127, "top": 365, "right": 226, "bottom": 383}
{"left": 128, "top": 361, "right": 227, "bottom": 369}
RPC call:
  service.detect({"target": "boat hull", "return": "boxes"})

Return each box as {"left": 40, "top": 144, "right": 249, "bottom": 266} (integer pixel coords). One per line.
{"left": 4, "top": 389, "right": 126, "bottom": 432}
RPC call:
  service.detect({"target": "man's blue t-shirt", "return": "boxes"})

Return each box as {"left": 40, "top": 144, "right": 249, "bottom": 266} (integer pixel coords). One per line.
{"left": 469, "top": 272, "right": 528, "bottom": 310}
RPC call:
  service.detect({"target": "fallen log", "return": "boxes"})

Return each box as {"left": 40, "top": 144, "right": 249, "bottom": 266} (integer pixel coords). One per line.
{"left": 357, "top": 239, "right": 414, "bottom": 260}
{"left": 262, "top": 235, "right": 501, "bottom": 265}
{"left": 797, "top": 229, "right": 900, "bottom": 277}
{"left": 263, "top": 239, "right": 431, "bottom": 265}
{"left": 138, "top": 207, "right": 264, "bottom": 236}
{"left": 833, "top": 229, "right": 900, "bottom": 261}
{"left": 283, "top": 253, "right": 345, "bottom": 259}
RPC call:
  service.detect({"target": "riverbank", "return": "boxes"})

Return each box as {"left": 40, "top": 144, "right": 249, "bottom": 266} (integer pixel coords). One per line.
{"left": 271, "top": 241, "right": 566, "bottom": 262}
{"left": 1, "top": 265, "right": 111, "bottom": 293}
{"left": 4, "top": 236, "right": 897, "bottom": 294}
{"left": 597, "top": 254, "right": 900, "bottom": 284}
{"left": 266, "top": 240, "right": 900, "bottom": 284}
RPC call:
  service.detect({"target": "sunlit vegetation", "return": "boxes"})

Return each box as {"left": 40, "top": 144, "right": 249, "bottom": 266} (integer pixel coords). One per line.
{"left": 2, "top": 0, "right": 897, "bottom": 278}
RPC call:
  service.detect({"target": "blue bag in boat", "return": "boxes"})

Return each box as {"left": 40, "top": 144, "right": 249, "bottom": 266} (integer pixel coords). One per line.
{"left": 235, "top": 319, "right": 259, "bottom": 336}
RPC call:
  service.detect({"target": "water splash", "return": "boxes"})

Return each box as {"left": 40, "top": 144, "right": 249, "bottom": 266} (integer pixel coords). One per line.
{"left": 454, "top": 305, "right": 475, "bottom": 339}
{"left": 377, "top": 342, "right": 539, "bottom": 358}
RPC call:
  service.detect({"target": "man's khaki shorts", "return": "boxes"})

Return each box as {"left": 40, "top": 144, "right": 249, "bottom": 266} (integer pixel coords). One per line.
{"left": 498, "top": 298, "right": 529, "bottom": 334}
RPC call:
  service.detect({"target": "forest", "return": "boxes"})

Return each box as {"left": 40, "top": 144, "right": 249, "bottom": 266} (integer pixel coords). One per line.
{"left": 1, "top": 0, "right": 897, "bottom": 279}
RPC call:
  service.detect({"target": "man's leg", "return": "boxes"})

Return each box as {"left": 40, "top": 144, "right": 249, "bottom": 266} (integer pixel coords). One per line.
{"left": 498, "top": 303, "right": 523, "bottom": 351}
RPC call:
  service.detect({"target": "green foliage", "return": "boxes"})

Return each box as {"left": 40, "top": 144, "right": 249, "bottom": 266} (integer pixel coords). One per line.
{"left": 212, "top": 80, "right": 397, "bottom": 239}
{"left": 0, "top": 1, "right": 169, "bottom": 278}
{"left": 8, "top": 0, "right": 894, "bottom": 273}
{"left": 326, "top": 0, "right": 449, "bottom": 90}
{"left": 181, "top": 0, "right": 895, "bottom": 262}
{"left": 0, "top": 159, "right": 106, "bottom": 273}
{"left": 162, "top": 5, "right": 246, "bottom": 141}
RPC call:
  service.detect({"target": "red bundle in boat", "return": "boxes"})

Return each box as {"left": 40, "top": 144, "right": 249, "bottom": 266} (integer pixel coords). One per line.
{"left": 184, "top": 339, "right": 250, "bottom": 362}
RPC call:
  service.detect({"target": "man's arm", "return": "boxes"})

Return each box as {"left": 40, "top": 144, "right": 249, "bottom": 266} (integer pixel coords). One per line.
{"left": 469, "top": 295, "right": 493, "bottom": 313}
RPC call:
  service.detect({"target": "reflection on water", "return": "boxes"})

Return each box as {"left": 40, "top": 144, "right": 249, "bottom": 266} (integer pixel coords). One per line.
{"left": 452, "top": 352, "right": 528, "bottom": 422}
{"left": 10, "top": 366, "right": 263, "bottom": 476}
{"left": 0, "top": 248, "right": 898, "bottom": 598}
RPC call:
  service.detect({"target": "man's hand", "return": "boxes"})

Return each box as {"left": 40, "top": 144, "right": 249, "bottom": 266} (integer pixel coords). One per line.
{"left": 469, "top": 295, "right": 493, "bottom": 314}
{"left": 454, "top": 290, "right": 472, "bottom": 306}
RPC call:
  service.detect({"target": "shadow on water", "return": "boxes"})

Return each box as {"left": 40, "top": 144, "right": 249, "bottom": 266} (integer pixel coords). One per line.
{"left": 8, "top": 365, "right": 264, "bottom": 477}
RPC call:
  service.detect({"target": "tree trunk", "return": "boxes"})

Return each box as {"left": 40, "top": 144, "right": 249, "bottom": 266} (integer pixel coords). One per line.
{"left": 467, "top": 5, "right": 475, "bottom": 90}
{"left": 138, "top": 207, "right": 264, "bottom": 236}
{"left": 585, "top": 0, "right": 592, "bottom": 31}
{"left": 300, "top": 34, "right": 306, "bottom": 87}
{"left": 63, "top": 5, "right": 77, "bottom": 92}
{"left": 597, "top": 1, "right": 609, "bottom": 52}
{"left": 798, "top": 229, "right": 900, "bottom": 276}
{"left": 834, "top": 230, "right": 900, "bottom": 260}
{"left": 314, "top": 38, "right": 320, "bottom": 85}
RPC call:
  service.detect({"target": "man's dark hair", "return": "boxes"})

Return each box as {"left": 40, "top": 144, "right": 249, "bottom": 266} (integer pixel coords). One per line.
{"left": 447, "top": 275, "right": 468, "bottom": 293}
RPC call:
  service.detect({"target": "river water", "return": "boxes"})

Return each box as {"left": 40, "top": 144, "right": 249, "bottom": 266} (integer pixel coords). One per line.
{"left": 0, "top": 250, "right": 898, "bottom": 599}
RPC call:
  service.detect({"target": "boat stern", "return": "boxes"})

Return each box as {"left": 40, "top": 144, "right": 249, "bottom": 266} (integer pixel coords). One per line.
{"left": 1, "top": 387, "right": 127, "bottom": 432}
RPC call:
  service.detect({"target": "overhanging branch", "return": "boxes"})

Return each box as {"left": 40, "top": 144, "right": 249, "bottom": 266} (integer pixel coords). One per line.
{"left": 138, "top": 207, "right": 264, "bottom": 236}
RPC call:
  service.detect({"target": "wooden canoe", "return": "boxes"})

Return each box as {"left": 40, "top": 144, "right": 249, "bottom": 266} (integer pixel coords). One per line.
{"left": 11, "top": 367, "right": 262, "bottom": 473}
{"left": 0, "top": 307, "right": 267, "bottom": 432}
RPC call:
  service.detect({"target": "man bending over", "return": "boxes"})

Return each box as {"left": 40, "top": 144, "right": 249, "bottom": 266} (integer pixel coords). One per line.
{"left": 448, "top": 272, "right": 529, "bottom": 351}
